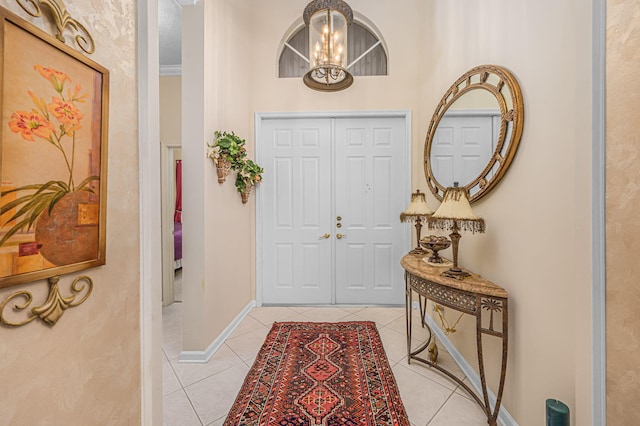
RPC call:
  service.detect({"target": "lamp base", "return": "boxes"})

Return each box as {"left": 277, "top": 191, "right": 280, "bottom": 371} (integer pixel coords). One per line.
{"left": 427, "top": 251, "right": 445, "bottom": 264}
{"left": 441, "top": 267, "right": 471, "bottom": 281}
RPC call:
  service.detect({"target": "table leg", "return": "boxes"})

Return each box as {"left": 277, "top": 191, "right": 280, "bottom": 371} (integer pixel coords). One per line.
{"left": 419, "top": 295, "right": 427, "bottom": 328}
{"left": 405, "top": 272, "right": 412, "bottom": 364}
{"left": 475, "top": 297, "right": 508, "bottom": 426}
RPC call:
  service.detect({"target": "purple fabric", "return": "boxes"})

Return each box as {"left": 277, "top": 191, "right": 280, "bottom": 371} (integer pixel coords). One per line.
{"left": 174, "top": 160, "right": 182, "bottom": 223}
{"left": 174, "top": 222, "right": 182, "bottom": 261}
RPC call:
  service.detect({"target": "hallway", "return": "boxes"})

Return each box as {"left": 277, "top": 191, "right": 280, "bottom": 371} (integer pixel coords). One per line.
{"left": 162, "top": 304, "right": 487, "bottom": 425}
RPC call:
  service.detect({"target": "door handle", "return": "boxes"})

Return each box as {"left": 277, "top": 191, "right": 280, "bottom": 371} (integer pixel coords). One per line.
{"left": 320, "top": 233, "right": 331, "bottom": 239}
{"left": 336, "top": 233, "right": 346, "bottom": 239}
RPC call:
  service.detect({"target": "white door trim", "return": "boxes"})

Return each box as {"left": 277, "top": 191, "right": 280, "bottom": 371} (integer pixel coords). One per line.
{"left": 137, "top": 0, "right": 163, "bottom": 423}
{"left": 592, "top": 0, "right": 606, "bottom": 423}
{"left": 255, "top": 110, "right": 412, "bottom": 307}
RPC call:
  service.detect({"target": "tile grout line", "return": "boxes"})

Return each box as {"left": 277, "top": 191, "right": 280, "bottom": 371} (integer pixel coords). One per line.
{"left": 165, "top": 346, "right": 207, "bottom": 426}
{"left": 425, "top": 387, "right": 457, "bottom": 425}
{"left": 181, "top": 386, "right": 206, "bottom": 426}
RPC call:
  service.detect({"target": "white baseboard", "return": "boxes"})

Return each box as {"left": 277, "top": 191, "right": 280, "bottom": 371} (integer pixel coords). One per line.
{"left": 414, "top": 302, "right": 518, "bottom": 426}
{"left": 178, "top": 300, "right": 256, "bottom": 363}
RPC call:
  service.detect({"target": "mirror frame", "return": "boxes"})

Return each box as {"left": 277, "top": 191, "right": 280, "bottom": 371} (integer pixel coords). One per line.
{"left": 424, "top": 64, "right": 524, "bottom": 203}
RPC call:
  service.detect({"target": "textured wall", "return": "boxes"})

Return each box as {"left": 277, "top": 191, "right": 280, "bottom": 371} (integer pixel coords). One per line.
{"left": 606, "top": 0, "right": 640, "bottom": 423}
{"left": 0, "top": 1, "right": 141, "bottom": 424}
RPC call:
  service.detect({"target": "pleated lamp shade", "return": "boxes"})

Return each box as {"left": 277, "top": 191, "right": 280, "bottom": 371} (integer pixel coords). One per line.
{"left": 429, "top": 186, "right": 485, "bottom": 234}
{"left": 400, "top": 189, "right": 433, "bottom": 222}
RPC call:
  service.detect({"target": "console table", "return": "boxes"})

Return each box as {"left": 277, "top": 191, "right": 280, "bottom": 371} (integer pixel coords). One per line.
{"left": 401, "top": 253, "right": 508, "bottom": 426}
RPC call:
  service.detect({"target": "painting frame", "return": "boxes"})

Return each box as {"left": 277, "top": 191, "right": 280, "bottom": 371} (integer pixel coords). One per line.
{"left": 0, "top": 7, "right": 109, "bottom": 289}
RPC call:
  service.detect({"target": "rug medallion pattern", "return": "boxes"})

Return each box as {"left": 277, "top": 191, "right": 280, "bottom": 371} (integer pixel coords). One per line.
{"left": 225, "top": 321, "right": 410, "bottom": 426}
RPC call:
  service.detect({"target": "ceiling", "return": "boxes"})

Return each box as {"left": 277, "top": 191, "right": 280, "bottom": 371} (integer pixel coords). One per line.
{"left": 159, "top": 0, "right": 182, "bottom": 75}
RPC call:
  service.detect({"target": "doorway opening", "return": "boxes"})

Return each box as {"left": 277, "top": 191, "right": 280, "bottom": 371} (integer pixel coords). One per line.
{"left": 161, "top": 143, "right": 182, "bottom": 306}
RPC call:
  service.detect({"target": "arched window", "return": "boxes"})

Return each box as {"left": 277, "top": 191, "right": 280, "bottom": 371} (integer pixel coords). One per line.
{"left": 279, "top": 21, "right": 388, "bottom": 78}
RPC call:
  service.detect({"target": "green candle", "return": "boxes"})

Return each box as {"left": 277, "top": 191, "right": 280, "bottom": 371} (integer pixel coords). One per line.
{"left": 546, "top": 399, "right": 569, "bottom": 426}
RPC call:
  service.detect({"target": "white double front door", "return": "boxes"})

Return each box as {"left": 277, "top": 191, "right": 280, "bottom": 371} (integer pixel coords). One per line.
{"left": 257, "top": 113, "right": 409, "bottom": 305}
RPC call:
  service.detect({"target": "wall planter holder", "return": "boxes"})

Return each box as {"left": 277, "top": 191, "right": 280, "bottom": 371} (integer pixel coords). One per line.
{"left": 207, "top": 131, "right": 247, "bottom": 184}
{"left": 235, "top": 159, "right": 263, "bottom": 204}
{"left": 207, "top": 131, "right": 263, "bottom": 203}
{"left": 240, "top": 187, "right": 252, "bottom": 204}
{"left": 214, "top": 158, "right": 232, "bottom": 183}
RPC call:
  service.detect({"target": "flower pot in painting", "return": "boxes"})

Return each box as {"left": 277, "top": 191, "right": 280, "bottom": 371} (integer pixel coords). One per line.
{"left": 35, "top": 191, "right": 99, "bottom": 266}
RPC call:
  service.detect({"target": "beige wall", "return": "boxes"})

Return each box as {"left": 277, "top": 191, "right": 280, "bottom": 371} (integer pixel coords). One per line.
{"left": 160, "top": 75, "right": 182, "bottom": 144}
{"left": 606, "top": 0, "right": 640, "bottom": 423}
{"left": 0, "top": 1, "right": 141, "bottom": 424}
{"left": 180, "top": 0, "right": 254, "bottom": 351}
{"left": 420, "top": 2, "right": 592, "bottom": 424}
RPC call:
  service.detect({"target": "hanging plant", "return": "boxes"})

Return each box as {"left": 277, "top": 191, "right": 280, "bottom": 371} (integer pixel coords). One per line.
{"left": 235, "top": 159, "right": 264, "bottom": 204}
{"left": 206, "top": 131, "right": 247, "bottom": 183}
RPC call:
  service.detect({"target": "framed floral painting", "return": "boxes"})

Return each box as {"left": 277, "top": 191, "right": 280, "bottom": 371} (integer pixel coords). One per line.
{"left": 0, "top": 8, "right": 109, "bottom": 288}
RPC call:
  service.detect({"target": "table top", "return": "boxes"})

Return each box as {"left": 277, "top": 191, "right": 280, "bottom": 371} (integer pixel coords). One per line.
{"left": 401, "top": 253, "right": 508, "bottom": 299}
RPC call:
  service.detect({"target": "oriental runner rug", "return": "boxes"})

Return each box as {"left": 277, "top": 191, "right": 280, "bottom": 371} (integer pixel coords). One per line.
{"left": 225, "top": 321, "right": 410, "bottom": 426}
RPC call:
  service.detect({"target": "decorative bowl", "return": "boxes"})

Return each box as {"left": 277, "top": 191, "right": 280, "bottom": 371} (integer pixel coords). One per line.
{"left": 419, "top": 235, "right": 451, "bottom": 264}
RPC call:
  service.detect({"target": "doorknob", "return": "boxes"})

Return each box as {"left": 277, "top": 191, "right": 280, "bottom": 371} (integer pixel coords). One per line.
{"left": 336, "top": 233, "right": 346, "bottom": 239}
{"left": 320, "top": 233, "right": 331, "bottom": 239}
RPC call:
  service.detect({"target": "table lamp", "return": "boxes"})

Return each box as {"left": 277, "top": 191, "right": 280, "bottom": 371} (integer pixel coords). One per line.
{"left": 400, "top": 189, "right": 433, "bottom": 254}
{"left": 428, "top": 185, "right": 485, "bottom": 280}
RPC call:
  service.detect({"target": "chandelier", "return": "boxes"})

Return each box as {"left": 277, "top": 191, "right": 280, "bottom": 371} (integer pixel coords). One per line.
{"left": 303, "top": 0, "right": 353, "bottom": 91}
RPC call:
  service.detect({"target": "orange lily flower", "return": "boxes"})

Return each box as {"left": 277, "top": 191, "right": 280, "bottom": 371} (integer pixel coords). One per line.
{"left": 34, "top": 64, "right": 71, "bottom": 93}
{"left": 48, "top": 97, "right": 84, "bottom": 129}
{"left": 67, "top": 84, "right": 87, "bottom": 103}
{"left": 8, "top": 110, "right": 55, "bottom": 141}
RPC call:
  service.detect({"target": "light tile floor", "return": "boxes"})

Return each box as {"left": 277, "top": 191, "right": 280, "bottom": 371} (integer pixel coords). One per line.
{"left": 162, "top": 304, "right": 488, "bottom": 426}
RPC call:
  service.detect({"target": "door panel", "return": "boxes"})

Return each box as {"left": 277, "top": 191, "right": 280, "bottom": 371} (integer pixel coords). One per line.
{"left": 261, "top": 118, "right": 332, "bottom": 304}
{"left": 334, "top": 117, "right": 406, "bottom": 304}
{"left": 373, "top": 244, "right": 393, "bottom": 289}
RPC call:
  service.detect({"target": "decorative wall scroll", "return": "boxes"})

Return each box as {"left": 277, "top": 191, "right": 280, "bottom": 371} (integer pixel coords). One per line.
{"left": 16, "top": 0, "right": 95, "bottom": 54}
{"left": 0, "top": 6, "right": 108, "bottom": 300}
{"left": 0, "top": 275, "right": 93, "bottom": 326}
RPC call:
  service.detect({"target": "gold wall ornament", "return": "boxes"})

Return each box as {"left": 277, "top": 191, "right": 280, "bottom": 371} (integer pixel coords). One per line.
{"left": 16, "top": 0, "right": 95, "bottom": 54}
{"left": 0, "top": 275, "right": 93, "bottom": 327}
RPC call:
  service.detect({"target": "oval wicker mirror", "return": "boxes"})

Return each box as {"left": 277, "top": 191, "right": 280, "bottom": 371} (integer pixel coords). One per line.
{"left": 424, "top": 65, "right": 524, "bottom": 203}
